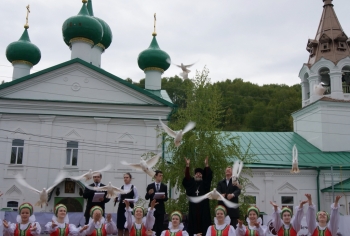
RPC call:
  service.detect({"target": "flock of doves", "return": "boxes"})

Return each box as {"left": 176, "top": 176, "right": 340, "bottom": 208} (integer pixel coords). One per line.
{"left": 14, "top": 118, "right": 300, "bottom": 209}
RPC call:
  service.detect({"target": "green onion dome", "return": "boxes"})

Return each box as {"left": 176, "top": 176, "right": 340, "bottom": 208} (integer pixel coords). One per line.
{"left": 62, "top": 0, "right": 103, "bottom": 46}
{"left": 94, "top": 17, "right": 112, "bottom": 49}
{"left": 138, "top": 36, "right": 171, "bottom": 72}
{"left": 86, "top": 0, "right": 112, "bottom": 50}
{"left": 6, "top": 28, "right": 41, "bottom": 66}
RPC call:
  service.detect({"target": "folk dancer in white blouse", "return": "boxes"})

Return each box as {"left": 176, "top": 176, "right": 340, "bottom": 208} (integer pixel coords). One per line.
{"left": 3, "top": 203, "right": 41, "bottom": 236}
{"left": 45, "top": 204, "right": 79, "bottom": 236}
{"left": 124, "top": 199, "right": 156, "bottom": 236}
{"left": 79, "top": 206, "right": 116, "bottom": 236}
{"left": 236, "top": 206, "right": 267, "bottom": 236}
{"left": 206, "top": 205, "right": 236, "bottom": 236}
{"left": 305, "top": 194, "right": 341, "bottom": 236}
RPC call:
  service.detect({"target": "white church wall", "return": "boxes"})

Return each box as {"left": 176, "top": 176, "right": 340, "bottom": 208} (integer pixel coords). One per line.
{"left": 0, "top": 112, "right": 163, "bottom": 213}
{"left": 293, "top": 100, "right": 350, "bottom": 151}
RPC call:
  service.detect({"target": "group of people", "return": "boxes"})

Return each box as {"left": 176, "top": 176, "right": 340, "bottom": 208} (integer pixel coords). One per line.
{"left": 1, "top": 157, "right": 343, "bottom": 236}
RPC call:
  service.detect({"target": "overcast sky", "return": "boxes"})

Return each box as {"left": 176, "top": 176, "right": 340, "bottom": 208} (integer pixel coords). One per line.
{"left": 0, "top": 0, "right": 349, "bottom": 86}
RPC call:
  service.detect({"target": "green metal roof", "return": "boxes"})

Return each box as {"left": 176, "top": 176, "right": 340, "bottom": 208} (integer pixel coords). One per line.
{"left": 0, "top": 58, "right": 175, "bottom": 107}
{"left": 321, "top": 178, "right": 350, "bottom": 192}
{"left": 226, "top": 132, "right": 350, "bottom": 169}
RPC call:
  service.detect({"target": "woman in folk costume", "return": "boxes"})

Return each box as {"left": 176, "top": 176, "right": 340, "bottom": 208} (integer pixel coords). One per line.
{"left": 3, "top": 203, "right": 41, "bottom": 236}
{"left": 305, "top": 194, "right": 341, "bottom": 236}
{"left": 205, "top": 205, "right": 236, "bottom": 236}
{"left": 160, "top": 211, "right": 193, "bottom": 236}
{"left": 114, "top": 173, "right": 139, "bottom": 236}
{"left": 236, "top": 206, "right": 267, "bottom": 236}
{"left": 124, "top": 199, "right": 157, "bottom": 236}
{"left": 80, "top": 206, "right": 116, "bottom": 236}
{"left": 269, "top": 199, "right": 307, "bottom": 236}
{"left": 45, "top": 204, "right": 79, "bottom": 236}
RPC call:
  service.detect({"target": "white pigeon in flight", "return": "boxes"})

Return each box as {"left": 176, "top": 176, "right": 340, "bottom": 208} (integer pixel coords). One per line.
{"left": 120, "top": 153, "right": 161, "bottom": 177}
{"left": 15, "top": 172, "right": 66, "bottom": 207}
{"left": 231, "top": 160, "right": 243, "bottom": 183}
{"left": 314, "top": 83, "right": 326, "bottom": 96}
{"left": 159, "top": 118, "right": 196, "bottom": 147}
{"left": 188, "top": 188, "right": 239, "bottom": 208}
{"left": 166, "top": 59, "right": 197, "bottom": 80}
{"left": 69, "top": 164, "right": 112, "bottom": 181}
{"left": 290, "top": 144, "right": 300, "bottom": 173}
{"left": 84, "top": 182, "right": 132, "bottom": 199}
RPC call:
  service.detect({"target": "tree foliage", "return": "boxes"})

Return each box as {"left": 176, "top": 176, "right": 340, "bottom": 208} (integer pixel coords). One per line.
{"left": 133, "top": 77, "right": 301, "bottom": 132}
{"left": 154, "top": 68, "right": 257, "bottom": 216}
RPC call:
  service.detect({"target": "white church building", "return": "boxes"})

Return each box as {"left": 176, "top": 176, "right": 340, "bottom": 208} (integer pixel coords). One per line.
{"left": 0, "top": 0, "right": 350, "bottom": 233}
{"left": 0, "top": 0, "right": 174, "bottom": 214}
{"left": 238, "top": 0, "right": 350, "bottom": 221}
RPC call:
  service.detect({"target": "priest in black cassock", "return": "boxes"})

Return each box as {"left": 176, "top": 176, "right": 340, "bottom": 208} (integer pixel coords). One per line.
{"left": 182, "top": 156, "right": 212, "bottom": 236}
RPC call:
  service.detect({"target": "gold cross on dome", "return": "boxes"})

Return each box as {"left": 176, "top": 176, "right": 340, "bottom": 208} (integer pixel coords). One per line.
{"left": 24, "top": 5, "right": 30, "bottom": 29}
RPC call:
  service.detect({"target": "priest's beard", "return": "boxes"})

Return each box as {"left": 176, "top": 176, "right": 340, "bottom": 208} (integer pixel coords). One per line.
{"left": 194, "top": 176, "right": 202, "bottom": 181}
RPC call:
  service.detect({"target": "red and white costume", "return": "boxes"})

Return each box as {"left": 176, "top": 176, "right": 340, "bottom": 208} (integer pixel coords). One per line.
{"left": 271, "top": 206, "right": 304, "bottom": 236}
{"left": 306, "top": 203, "right": 339, "bottom": 236}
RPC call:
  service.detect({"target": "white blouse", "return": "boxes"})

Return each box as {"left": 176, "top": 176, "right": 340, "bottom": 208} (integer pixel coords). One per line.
{"left": 45, "top": 222, "right": 79, "bottom": 236}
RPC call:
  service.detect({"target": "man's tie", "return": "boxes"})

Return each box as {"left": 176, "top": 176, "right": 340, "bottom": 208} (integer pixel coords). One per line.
{"left": 156, "top": 183, "right": 159, "bottom": 192}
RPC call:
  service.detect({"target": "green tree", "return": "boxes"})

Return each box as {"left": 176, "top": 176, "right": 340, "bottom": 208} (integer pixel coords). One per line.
{"left": 155, "top": 68, "right": 256, "bottom": 216}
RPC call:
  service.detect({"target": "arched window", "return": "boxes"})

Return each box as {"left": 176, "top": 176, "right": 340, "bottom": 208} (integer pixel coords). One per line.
{"left": 319, "top": 67, "right": 330, "bottom": 94}
{"left": 7, "top": 201, "right": 19, "bottom": 211}
{"left": 342, "top": 66, "right": 350, "bottom": 93}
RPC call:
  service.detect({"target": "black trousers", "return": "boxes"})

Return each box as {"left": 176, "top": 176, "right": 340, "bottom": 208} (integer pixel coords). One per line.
{"left": 230, "top": 217, "right": 238, "bottom": 229}
{"left": 152, "top": 212, "right": 164, "bottom": 236}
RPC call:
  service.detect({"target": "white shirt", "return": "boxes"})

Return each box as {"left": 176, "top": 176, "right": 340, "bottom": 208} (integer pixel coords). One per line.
{"left": 117, "top": 183, "right": 139, "bottom": 201}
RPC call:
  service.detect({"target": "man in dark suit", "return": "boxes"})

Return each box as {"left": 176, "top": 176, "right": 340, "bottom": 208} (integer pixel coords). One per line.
{"left": 145, "top": 170, "right": 168, "bottom": 236}
{"left": 83, "top": 172, "right": 110, "bottom": 224}
{"left": 216, "top": 166, "right": 242, "bottom": 228}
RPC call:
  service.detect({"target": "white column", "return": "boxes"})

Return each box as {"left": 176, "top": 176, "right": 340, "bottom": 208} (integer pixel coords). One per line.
{"left": 329, "top": 71, "right": 344, "bottom": 100}
{"left": 71, "top": 40, "right": 93, "bottom": 63}
{"left": 145, "top": 70, "right": 162, "bottom": 90}
{"left": 264, "top": 172, "right": 274, "bottom": 211}
{"left": 308, "top": 75, "right": 320, "bottom": 103}
{"left": 94, "top": 118, "right": 110, "bottom": 168}
{"left": 37, "top": 115, "right": 55, "bottom": 211}
{"left": 12, "top": 62, "right": 32, "bottom": 80}
{"left": 91, "top": 45, "right": 104, "bottom": 67}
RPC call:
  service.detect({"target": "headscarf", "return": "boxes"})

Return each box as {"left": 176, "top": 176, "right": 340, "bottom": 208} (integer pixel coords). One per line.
{"left": 133, "top": 206, "right": 146, "bottom": 217}
{"left": 17, "top": 203, "right": 36, "bottom": 223}
{"left": 280, "top": 207, "right": 293, "bottom": 218}
{"left": 215, "top": 205, "right": 227, "bottom": 216}
{"left": 90, "top": 206, "right": 103, "bottom": 217}
{"left": 247, "top": 206, "right": 260, "bottom": 216}
{"left": 52, "top": 204, "right": 69, "bottom": 224}
{"left": 316, "top": 211, "right": 330, "bottom": 223}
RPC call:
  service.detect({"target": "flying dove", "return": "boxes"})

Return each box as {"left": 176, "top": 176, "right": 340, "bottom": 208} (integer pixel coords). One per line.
{"left": 314, "top": 83, "right": 326, "bottom": 96}
{"left": 69, "top": 164, "right": 112, "bottom": 181}
{"left": 231, "top": 160, "right": 243, "bottom": 183}
{"left": 120, "top": 153, "right": 161, "bottom": 178}
{"left": 84, "top": 182, "right": 131, "bottom": 199}
{"left": 290, "top": 144, "right": 300, "bottom": 173}
{"left": 15, "top": 172, "right": 66, "bottom": 207}
{"left": 167, "top": 59, "right": 197, "bottom": 80}
{"left": 188, "top": 188, "right": 239, "bottom": 208}
{"left": 159, "top": 118, "right": 195, "bottom": 147}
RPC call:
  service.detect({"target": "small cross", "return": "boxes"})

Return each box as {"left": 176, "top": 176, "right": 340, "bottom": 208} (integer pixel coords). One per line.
{"left": 195, "top": 189, "right": 199, "bottom": 196}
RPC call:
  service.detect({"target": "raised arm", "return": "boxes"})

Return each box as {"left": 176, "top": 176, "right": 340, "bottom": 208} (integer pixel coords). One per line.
{"left": 124, "top": 200, "right": 134, "bottom": 231}
{"left": 104, "top": 214, "right": 117, "bottom": 234}
{"left": 184, "top": 157, "right": 191, "bottom": 180}
{"left": 305, "top": 194, "right": 317, "bottom": 234}
{"left": 144, "top": 200, "right": 157, "bottom": 230}
{"left": 270, "top": 201, "right": 283, "bottom": 231}
{"left": 133, "top": 186, "right": 140, "bottom": 202}
{"left": 291, "top": 200, "right": 307, "bottom": 232}
{"left": 328, "top": 195, "right": 341, "bottom": 235}
{"left": 235, "top": 220, "right": 246, "bottom": 236}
